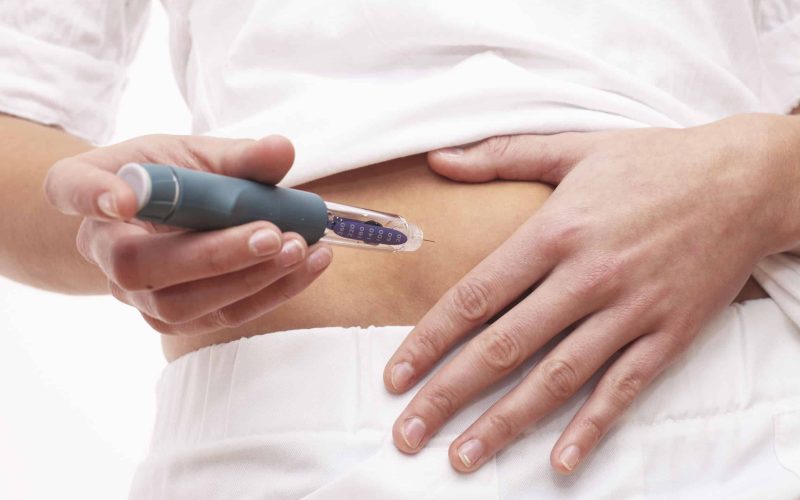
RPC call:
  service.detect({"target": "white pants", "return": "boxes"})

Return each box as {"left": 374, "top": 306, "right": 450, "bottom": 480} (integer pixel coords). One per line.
{"left": 130, "top": 298, "right": 800, "bottom": 499}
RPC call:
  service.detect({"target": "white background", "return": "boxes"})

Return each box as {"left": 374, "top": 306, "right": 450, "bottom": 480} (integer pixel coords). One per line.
{"left": 0, "top": 5, "right": 191, "bottom": 499}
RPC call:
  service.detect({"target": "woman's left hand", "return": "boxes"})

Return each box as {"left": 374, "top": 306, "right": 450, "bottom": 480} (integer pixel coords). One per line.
{"left": 383, "top": 113, "right": 800, "bottom": 474}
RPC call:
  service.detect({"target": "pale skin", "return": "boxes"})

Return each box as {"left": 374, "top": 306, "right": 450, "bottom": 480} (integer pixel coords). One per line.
{"left": 0, "top": 108, "right": 796, "bottom": 476}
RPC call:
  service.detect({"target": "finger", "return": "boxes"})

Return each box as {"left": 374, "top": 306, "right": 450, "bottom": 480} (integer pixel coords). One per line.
{"left": 427, "top": 133, "right": 599, "bottom": 184}
{"left": 87, "top": 219, "right": 294, "bottom": 291}
{"left": 391, "top": 266, "right": 607, "bottom": 454}
{"left": 383, "top": 217, "right": 558, "bottom": 394}
{"left": 145, "top": 245, "right": 333, "bottom": 335}
{"left": 80, "top": 134, "right": 295, "bottom": 183}
{"left": 161, "top": 134, "right": 296, "bottom": 184}
{"left": 77, "top": 219, "right": 148, "bottom": 267}
{"left": 446, "top": 306, "right": 648, "bottom": 472}
{"left": 549, "top": 331, "right": 681, "bottom": 474}
{"left": 111, "top": 234, "right": 311, "bottom": 324}
{"left": 216, "top": 134, "right": 295, "bottom": 184}
{"left": 44, "top": 157, "right": 139, "bottom": 220}
{"left": 45, "top": 134, "right": 295, "bottom": 220}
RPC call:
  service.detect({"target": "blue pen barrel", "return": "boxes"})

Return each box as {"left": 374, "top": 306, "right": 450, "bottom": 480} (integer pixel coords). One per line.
{"left": 119, "top": 163, "right": 329, "bottom": 244}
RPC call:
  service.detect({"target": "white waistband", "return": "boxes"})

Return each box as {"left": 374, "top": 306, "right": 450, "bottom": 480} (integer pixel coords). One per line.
{"left": 149, "top": 298, "right": 800, "bottom": 450}
{"left": 133, "top": 298, "right": 800, "bottom": 499}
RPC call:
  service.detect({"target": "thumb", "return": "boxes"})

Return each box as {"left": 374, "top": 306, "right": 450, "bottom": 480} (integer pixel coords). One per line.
{"left": 427, "top": 133, "right": 594, "bottom": 185}
{"left": 44, "top": 134, "right": 297, "bottom": 221}
{"left": 44, "top": 157, "right": 139, "bottom": 221}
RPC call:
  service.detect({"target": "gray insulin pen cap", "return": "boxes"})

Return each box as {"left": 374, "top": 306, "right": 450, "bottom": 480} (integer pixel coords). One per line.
{"left": 118, "top": 163, "right": 329, "bottom": 244}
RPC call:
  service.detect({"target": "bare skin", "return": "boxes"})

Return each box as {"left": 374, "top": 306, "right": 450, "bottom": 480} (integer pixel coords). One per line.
{"left": 160, "top": 156, "right": 554, "bottom": 359}
{"left": 0, "top": 115, "right": 102, "bottom": 293}
{"left": 1, "top": 112, "right": 763, "bottom": 361}
{"left": 161, "top": 154, "right": 767, "bottom": 360}
{"left": 3, "top": 110, "right": 782, "bottom": 477}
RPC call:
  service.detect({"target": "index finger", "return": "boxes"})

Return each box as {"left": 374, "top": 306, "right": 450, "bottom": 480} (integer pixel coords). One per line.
{"left": 383, "top": 217, "right": 558, "bottom": 394}
{"left": 44, "top": 134, "right": 296, "bottom": 220}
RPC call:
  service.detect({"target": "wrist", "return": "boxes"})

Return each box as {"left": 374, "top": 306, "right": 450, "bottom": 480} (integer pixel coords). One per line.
{"left": 734, "top": 113, "right": 800, "bottom": 256}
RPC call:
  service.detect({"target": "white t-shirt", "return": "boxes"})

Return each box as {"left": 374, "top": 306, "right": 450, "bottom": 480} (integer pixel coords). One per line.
{"left": 2, "top": 0, "right": 800, "bottom": 319}
{"left": 1, "top": 1, "right": 799, "bottom": 184}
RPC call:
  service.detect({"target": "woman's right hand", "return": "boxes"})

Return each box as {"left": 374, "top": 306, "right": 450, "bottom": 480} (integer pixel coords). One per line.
{"left": 44, "top": 134, "right": 333, "bottom": 335}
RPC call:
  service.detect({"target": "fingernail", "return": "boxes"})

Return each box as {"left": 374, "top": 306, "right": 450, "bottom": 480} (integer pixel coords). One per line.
{"left": 97, "top": 192, "right": 120, "bottom": 219}
{"left": 248, "top": 229, "right": 281, "bottom": 256}
{"left": 559, "top": 445, "right": 581, "bottom": 472}
{"left": 435, "top": 147, "right": 464, "bottom": 156}
{"left": 278, "top": 240, "right": 305, "bottom": 267}
{"left": 401, "top": 417, "right": 426, "bottom": 449}
{"left": 457, "top": 439, "right": 485, "bottom": 468}
{"left": 307, "top": 247, "right": 332, "bottom": 273}
{"left": 390, "top": 362, "right": 414, "bottom": 391}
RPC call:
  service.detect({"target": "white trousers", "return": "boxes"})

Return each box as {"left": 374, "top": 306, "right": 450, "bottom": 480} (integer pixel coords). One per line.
{"left": 130, "top": 298, "right": 800, "bottom": 499}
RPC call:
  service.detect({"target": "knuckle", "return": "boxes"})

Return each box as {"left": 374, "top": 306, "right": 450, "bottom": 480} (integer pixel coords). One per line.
{"left": 411, "top": 329, "right": 446, "bottom": 362}
{"left": 568, "top": 257, "right": 624, "bottom": 299}
{"left": 538, "top": 217, "right": 584, "bottom": 252}
{"left": 108, "top": 281, "right": 127, "bottom": 303}
{"left": 534, "top": 137, "right": 562, "bottom": 168}
{"left": 656, "top": 329, "right": 690, "bottom": 357}
{"left": 147, "top": 291, "right": 186, "bottom": 324}
{"left": 210, "top": 307, "right": 241, "bottom": 330}
{"left": 618, "top": 289, "right": 661, "bottom": 318}
{"left": 108, "top": 237, "right": 142, "bottom": 289}
{"left": 424, "top": 385, "right": 460, "bottom": 419}
{"left": 205, "top": 241, "right": 234, "bottom": 275}
{"left": 476, "top": 329, "right": 523, "bottom": 373}
{"left": 450, "top": 279, "right": 493, "bottom": 323}
{"left": 242, "top": 262, "right": 271, "bottom": 290}
{"left": 482, "top": 135, "right": 514, "bottom": 158}
{"left": 177, "top": 135, "right": 215, "bottom": 167}
{"left": 275, "top": 280, "right": 298, "bottom": 303}
{"left": 577, "top": 415, "right": 605, "bottom": 444}
{"left": 539, "top": 358, "right": 580, "bottom": 402}
{"left": 487, "top": 412, "right": 519, "bottom": 442}
{"left": 606, "top": 372, "right": 644, "bottom": 409}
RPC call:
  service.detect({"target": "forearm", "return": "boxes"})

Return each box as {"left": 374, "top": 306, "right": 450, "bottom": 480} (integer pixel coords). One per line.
{"left": 789, "top": 107, "right": 800, "bottom": 257}
{"left": 0, "top": 114, "right": 107, "bottom": 294}
{"left": 773, "top": 112, "right": 800, "bottom": 256}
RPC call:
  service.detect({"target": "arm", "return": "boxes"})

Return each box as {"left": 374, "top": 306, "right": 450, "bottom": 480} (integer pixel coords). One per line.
{"left": 0, "top": 114, "right": 104, "bottom": 293}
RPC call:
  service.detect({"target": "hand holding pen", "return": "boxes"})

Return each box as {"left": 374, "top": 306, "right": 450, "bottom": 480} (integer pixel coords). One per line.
{"left": 44, "top": 135, "right": 334, "bottom": 335}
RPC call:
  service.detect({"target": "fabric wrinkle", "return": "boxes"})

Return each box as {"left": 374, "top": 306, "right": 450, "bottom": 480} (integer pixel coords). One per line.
{"left": 197, "top": 343, "right": 213, "bottom": 443}
{"left": 221, "top": 340, "right": 241, "bottom": 440}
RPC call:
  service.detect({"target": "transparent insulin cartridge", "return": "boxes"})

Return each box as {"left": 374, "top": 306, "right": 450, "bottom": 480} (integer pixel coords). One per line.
{"left": 118, "top": 163, "right": 425, "bottom": 252}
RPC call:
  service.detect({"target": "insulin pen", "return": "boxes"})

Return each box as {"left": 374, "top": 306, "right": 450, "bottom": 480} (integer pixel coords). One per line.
{"left": 117, "top": 163, "right": 425, "bottom": 252}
